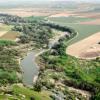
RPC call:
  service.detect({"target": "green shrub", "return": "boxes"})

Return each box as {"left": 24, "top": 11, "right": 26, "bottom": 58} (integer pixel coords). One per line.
{"left": 0, "top": 40, "right": 16, "bottom": 46}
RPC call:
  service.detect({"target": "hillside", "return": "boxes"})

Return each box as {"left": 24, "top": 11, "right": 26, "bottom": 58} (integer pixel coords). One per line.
{"left": 0, "top": 1, "right": 100, "bottom": 100}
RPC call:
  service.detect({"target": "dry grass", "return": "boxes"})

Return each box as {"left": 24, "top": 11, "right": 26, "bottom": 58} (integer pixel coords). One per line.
{"left": 0, "top": 8, "right": 62, "bottom": 17}
{"left": 0, "top": 31, "right": 20, "bottom": 41}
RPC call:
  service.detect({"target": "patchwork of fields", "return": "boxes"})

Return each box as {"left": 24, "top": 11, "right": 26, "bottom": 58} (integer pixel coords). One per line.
{"left": 0, "top": 23, "right": 19, "bottom": 41}
{"left": 0, "top": 5, "right": 100, "bottom": 59}
{"left": 48, "top": 17, "right": 100, "bottom": 45}
{"left": 47, "top": 12, "right": 100, "bottom": 59}
{"left": 0, "top": 2, "right": 99, "bottom": 100}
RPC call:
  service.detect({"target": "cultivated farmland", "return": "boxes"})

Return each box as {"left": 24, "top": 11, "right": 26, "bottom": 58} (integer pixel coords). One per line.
{"left": 0, "top": 23, "right": 19, "bottom": 41}
{"left": 48, "top": 14, "right": 100, "bottom": 59}
{"left": 66, "top": 32, "right": 100, "bottom": 59}
{"left": 48, "top": 17, "right": 100, "bottom": 45}
{"left": 0, "top": 31, "right": 20, "bottom": 41}
{"left": 48, "top": 16, "right": 94, "bottom": 23}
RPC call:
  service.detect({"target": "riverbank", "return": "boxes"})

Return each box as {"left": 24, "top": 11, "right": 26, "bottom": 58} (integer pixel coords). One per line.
{"left": 36, "top": 30, "right": 100, "bottom": 100}
{"left": 19, "top": 29, "right": 69, "bottom": 86}
{"left": 17, "top": 23, "right": 98, "bottom": 100}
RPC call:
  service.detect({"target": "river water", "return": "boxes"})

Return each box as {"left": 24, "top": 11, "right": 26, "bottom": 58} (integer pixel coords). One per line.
{"left": 20, "top": 31, "right": 68, "bottom": 86}
{"left": 20, "top": 51, "right": 39, "bottom": 86}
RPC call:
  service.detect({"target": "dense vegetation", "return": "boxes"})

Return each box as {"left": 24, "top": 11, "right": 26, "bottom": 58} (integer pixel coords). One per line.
{"left": 12, "top": 21, "right": 77, "bottom": 48}
{"left": 0, "top": 13, "right": 26, "bottom": 24}
{"left": 0, "top": 14, "right": 21, "bottom": 85}
{"left": 13, "top": 23, "right": 53, "bottom": 48}
{"left": 0, "top": 45, "right": 21, "bottom": 86}
{"left": 0, "top": 14, "right": 100, "bottom": 100}
{"left": 38, "top": 35, "right": 100, "bottom": 100}
{"left": 0, "top": 40, "right": 16, "bottom": 46}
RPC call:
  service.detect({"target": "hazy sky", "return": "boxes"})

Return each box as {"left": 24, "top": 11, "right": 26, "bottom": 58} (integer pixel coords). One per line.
{"left": 0, "top": 0, "right": 100, "bottom": 4}
{"left": 0, "top": 0, "right": 100, "bottom": 2}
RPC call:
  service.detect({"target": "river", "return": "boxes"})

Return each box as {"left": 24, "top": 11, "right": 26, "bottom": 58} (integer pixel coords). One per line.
{"left": 20, "top": 51, "right": 39, "bottom": 86}
{"left": 20, "top": 30, "right": 91, "bottom": 99}
{"left": 20, "top": 31, "right": 68, "bottom": 86}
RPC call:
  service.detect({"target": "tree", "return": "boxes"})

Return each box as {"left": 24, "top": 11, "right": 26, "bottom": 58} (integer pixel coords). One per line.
{"left": 33, "top": 82, "right": 42, "bottom": 92}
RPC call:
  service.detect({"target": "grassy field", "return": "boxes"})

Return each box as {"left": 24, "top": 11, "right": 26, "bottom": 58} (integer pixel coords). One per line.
{"left": 47, "top": 17, "right": 100, "bottom": 45}
{"left": 0, "top": 85, "right": 52, "bottom": 100}
{"left": 48, "top": 16, "right": 94, "bottom": 23}
{"left": 25, "top": 16, "right": 46, "bottom": 22}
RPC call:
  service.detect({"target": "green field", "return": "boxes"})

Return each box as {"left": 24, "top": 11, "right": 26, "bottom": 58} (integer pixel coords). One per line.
{"left": 48, "top": 16, "right": 94, "bottom": 23}
{"left": 25, "top": 16, "right": 46, "bottom": 22}
{"left": 47, "top": 17, "right": 100, "bottom": 45}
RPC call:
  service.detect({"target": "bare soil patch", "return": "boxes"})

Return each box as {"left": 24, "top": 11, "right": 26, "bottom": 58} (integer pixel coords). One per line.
{"left": 0, "top": 8, "right": 63, "bottom": 17}
{"left": 0, "top": 10, "right": 47, "bottom": 17}
{"left": 66, "top": 32, "right": 100, "bottom": 59}
{"left": 75, "top": 13, "right": 100, "bottom": 19}
{"left": 0, "top": 31, "right": 19, "bottom": 41}
{"left": 48, "top": 11, "right": 76, "bottom": 18}
{"left": 0, "top": 23, "right": 3, "bottom": 26}
{"left": 0, "top": 31, "right": 7, "bottom": 37}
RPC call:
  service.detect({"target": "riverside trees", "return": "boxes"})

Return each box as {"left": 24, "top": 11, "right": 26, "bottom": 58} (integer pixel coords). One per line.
{"left": 13, "top": 23, "right": 53, "bottom": 48}
{"left": 38, "top": 32, "right": 100, "bottom": 100}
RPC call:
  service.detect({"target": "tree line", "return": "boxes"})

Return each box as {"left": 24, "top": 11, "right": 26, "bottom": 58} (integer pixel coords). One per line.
{"left": 0, "top": 13, "right": 27, "bottom": 24}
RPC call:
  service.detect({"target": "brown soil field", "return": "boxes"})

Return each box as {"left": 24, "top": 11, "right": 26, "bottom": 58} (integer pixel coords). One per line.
{"left": 0, "top": 8, "right": 62, "bottom": 17}
{"left": 80, "top": 19, "right": 100, "bottom": 25}
{"left": 0, "top": 31, "right": 20, "bottom": 41}
{"left": 0, "top": 10, "right": 47, "bottom": 17}
{"left": 76, "top": 13, "right": 100, "bottom": 19}
{"left": 49, "top": 11, "right": 76, "bottom": 18}
{"left": 66, "top": 32, "right": 100, "bottom": 59}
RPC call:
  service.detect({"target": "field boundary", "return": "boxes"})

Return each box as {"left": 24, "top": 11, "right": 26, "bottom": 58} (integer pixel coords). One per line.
{"left": 66, "top": 32, "right": 100, "bottom": 59}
